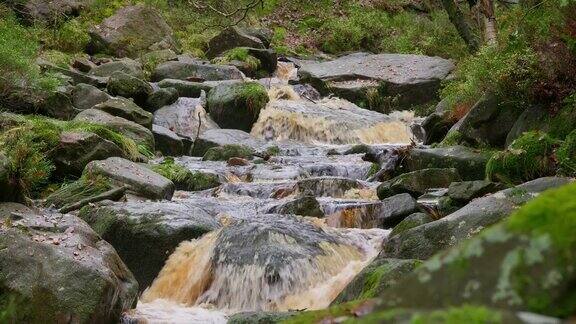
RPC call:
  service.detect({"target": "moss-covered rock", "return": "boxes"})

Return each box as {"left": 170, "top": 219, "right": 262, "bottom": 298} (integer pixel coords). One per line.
{"left": 486, "top": 131, "right": 558, "bottom": 184}
{"left": 106, "top": 71, "right": 153, "bottom": 107}
{"left": 390, "top": 213, "right": 434, "bottom": 237}
{"left": 44, "top": 175, "right": 115, "bottom": 209}
{"left": 332, "top": 258, "right": 422, "bottom": 304}
{"left": 202, "top": 144, "right": 255, "bottom": 161}
{"left": 93, "top": 97, "right": 153, "bottom": 129}
{"left": 376, "top": 181, "right": 576, "bottom": 318}
{"left": 78, "top": 200, "right": 220, "bottom": 290}
{"left": 149, "top": 158, "right": 221, "bottom": 191}
{"left": 207, "top": 82, "right": 269, "bottom": 132}
{"left": 266, "top": 195, "right": 324, "bottom": 218}
{"left": 145, "top": 87, "right": 179, "bottom": 111}
{"left": 228, "top": 311, "right": 296, "bottom": 324}
{"left": 0, "top": 203, "right": 138, "bottom": 323}
{"left": 377, "top": 168, "right": 461, "bottom": 199}
{"left": 401, "top": 146, "right": 492, "bottom": 181}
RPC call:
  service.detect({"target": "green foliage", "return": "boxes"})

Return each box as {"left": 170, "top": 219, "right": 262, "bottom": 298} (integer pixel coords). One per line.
{"left": 34, "top": 19, "right": 91, "bottom": 53}
{"left": 202, "top": 144, "right": 255, "bottom": 161}
{"left": 212, "top": 48, "right": 261, "bottom": 71}
{"left": 556, "top": 129, "right": 576, "bottom": 176}
{"left": 237, "top": 82, "right": 269, "bottom": 113}
{"left": 39, "top": 50, "right": 73, "bottom": 68}
{"left": 0, "top": 15, "right": 59, "bottom": 98}
{"left": 438, "top": 131, "right": 464, "bottom": 147}
{"left": 485, "top": 131, "right": 558, "bottom": 184}
{"left": 318, "top": 8, "right": 468, "bottom": 59}
{"left": 150, "top": 157, "right": 220, "bottom": 191}
{"left": 0, "top": 114, "right": 141, "bottom": 197}
{"left": 441, "top": 45, "right": 538, "bottom": 109}
{"left": 45, "top": 175, "right": 112, "bottom": 208}
{"left": 548, "top": 94, "right": 576, "bottom": 139}
{"left": 410, "top": 305, "right": 502, "bottom": 324}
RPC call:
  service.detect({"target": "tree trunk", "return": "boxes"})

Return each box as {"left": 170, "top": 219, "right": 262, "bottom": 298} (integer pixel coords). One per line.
{"left": 441, "top": 0, "right": 480, "bottom": 52}
{"left": 481, "top": 0, "right": 498, "bottom": 45}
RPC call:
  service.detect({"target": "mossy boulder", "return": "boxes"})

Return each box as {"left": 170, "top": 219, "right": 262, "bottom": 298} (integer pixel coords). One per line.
{"left": 332, "top": 258, "right": 422, "bottom": 304}
{"left": 156, "top": 79, "right": 213, "bottom": 98}
{"left": 486, "top": 131, "right": 558, "bottom": 184}
{"left": 202, "top": 144, "right": 255, "bottom": 161}
{"left": 207, "top": 82, "right": 269, "bottom": 132}
{"left": 71, "top": 83, "right": 110, "bottom": 110}
{"left": 106, "top": 71, "right": 153, "bottom": 107}
{"left": 383, "top": 177, "right": 572, "bottom": 260}
{"left": 145, "top": 87, "right": 179, "bottom": 111}
{"left": 401, "top": 146, "right": 491, "bottom": 181}
{"left": 78, "top": 200, "right": 220, "bottom": 290}
{"left": 93, "top": 97, "right": 153, "bottom": 129}
{"left": 447, "top": 180, "right": 508, "bottom": 204}
{"left": 266, "top": 195, "right": 324, "bottom": 218}
{"left": 376, "top": 181, "right": 576, "bottom": 318}
{"left": 377, "top": 168, "right": 461, "bottom": 199}
{"left": 149, "top": 158, "right": 221, "bottom": 191}
{"left": 90, "top": 58, "right": 145, "bottom": 78}
{"left": 74, "top": 108, "right": 155, "bottom": 149}
{"left": 88, "top": 5, "right": 178, "bottom": 58}
{"left": 206, "top": 27, "right": 267, "bottom": 59}
{"left": 151, "top": 61, "right": 243, "bottom": 82}
{"left": 390, "top": 212, "right": 434, "bottom": 237}
{"left": 84, "top": 157, "right": 174, "bottom": 200}
{"left": 44, "top": 175, "right": 119, "bottom": 210}
{"left": 0, "top": 203, "right": 138, "bottom": 323}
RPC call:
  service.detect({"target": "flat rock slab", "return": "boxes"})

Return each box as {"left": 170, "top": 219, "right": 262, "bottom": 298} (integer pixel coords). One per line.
{"left": 298, "top": 53, "right": 454, "bottom": 110}
{"left": 85, "top": 157, "right": 175, "bottom": 200}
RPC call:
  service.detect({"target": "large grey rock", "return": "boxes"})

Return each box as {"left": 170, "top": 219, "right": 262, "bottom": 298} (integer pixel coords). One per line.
{"left": 88, "top": 5, "right": 178, "bottom": 58}
{"left": 153, "top": 97, "right": 219, "bottom": 139}
{"left": 78, "top": 200, "right": 220, "bottom": 290}
{"left": 152, "top": 124, "right": 184, "bottom": 156}
{"left": 206, "top": 27, "right": 266, "bottom": 58}
{"left": 106, "top": 71, "right": 153, "bottom": 106}
{"left": 378, "top": 168, "right": 461, "bottom": 199}
{"left": 90, "top": 58, "right": 144, "bottom": 78}
{"left": 38, "top": 60, "right": 108, "bottom": 87}
{"left": 421, "top": 99, "right": 455, "bottom": 145}
{"left": 266, "top": 195, "right": 324, "bottom": 218}
{"left": 156, "top": 79, "right": 213, "bottom": 97}
{"left": 74, "top": 108, "right": 155, "bottom": 149}
{"left": 71, "top": 83, "right": 110, "bottom": 110}
{"left": 151, "top": 61, "right": 244, "bottom": 82}
{"left": 450, "top": 94, "right": 524, "bottom": 147}
{"left": 383, "top": 177, "right": 573, "bottom": 260}
{"left": 298, "top": 53, "right": 454, "bottom": 110}
{"left": 93, "top": 97, "right": 153, "bottom": 129}
{"left": 145, "top": 87, "right": 179, "bottom": 111}
{"left": 84, "top": 157, "right": 175, "bottom": 200}
{"left": 401, "top": 146, "right": 490, "bottom": 181}
{"left": 447, "top": 180, "right": 507, "bottom": 203}
{"left": 390, "top": 212, "right": 434, "bottom": 237}
{"left": 296, "top": 177, "right": 365, "bottom": 198}
{"left": 332, "top": 258, "right": 421, "bottom": 304}
{"left": 37, "top": 87, "right": 77, "bottom": 120}
{"left": 207, "top": 82, "right": 269, "bottom": 132}
{"left": 0, "top": 203, "right": 138, "bottom": 322}
{"left": 52, "top": 131, "right": 127, "bottom": 178}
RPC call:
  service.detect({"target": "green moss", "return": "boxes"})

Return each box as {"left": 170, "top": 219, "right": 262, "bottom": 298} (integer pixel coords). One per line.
{"left": 212, "top": 47, "right": 261, "bottom": 71}
{"left": 367, "top": 163, "right": 380, "bottom": 178}
{"left": 237, "top": 82, "right": 269, "bottom": 114}
{"left": 438, "top": 131, "right": 464, "bottom": 147}
{"left": 263, "top": 145, "right": 280, "bottom": 157}
{"left": 548, "top": 95, "right": 576, "bottom": 139}
{"left": 281, "top": 300, "right": 366, "bottom": 324}
{"left": 485, "top": 131, "right": 558, "bottom": 184}
{"left": 410, "top": 305, "right": 502, "bottom": 324}
{"left": 556, "top": 129, "right": 576, "bottom": 176}
{"left": 203, "top": 145, "right": 255, "bottom": 161}
{"left": 0, "top": 114, "right": 141, "bottom": 198}
{"left": 150, "top": 157, "right": 220, "bottom": 191}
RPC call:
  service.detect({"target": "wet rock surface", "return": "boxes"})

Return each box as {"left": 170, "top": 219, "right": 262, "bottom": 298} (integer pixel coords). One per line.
{"left": 0, "top": 203, "right": 139, "bottom": 322}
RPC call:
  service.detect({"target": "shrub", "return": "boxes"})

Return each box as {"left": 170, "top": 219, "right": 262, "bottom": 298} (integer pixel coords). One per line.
{"left": 556, "top": 129, "right": 576, "bottom": 176}
{"left": 0, "top": 114, "right": 141, "bottom": 197}
{"left": 485, "top": 131, "right": 558, "bottom": 184}
{"left": 0, "top": 16, "right": 59, "bottom": 99}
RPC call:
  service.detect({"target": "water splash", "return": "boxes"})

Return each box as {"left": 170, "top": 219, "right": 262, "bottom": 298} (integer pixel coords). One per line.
{"left": 139, "top": 219, "right": 387, "bottom": 315}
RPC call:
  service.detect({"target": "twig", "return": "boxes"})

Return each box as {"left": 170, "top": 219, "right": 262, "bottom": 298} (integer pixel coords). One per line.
{"left": 190, "top": 111, "right": 203, "bottom": 155}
